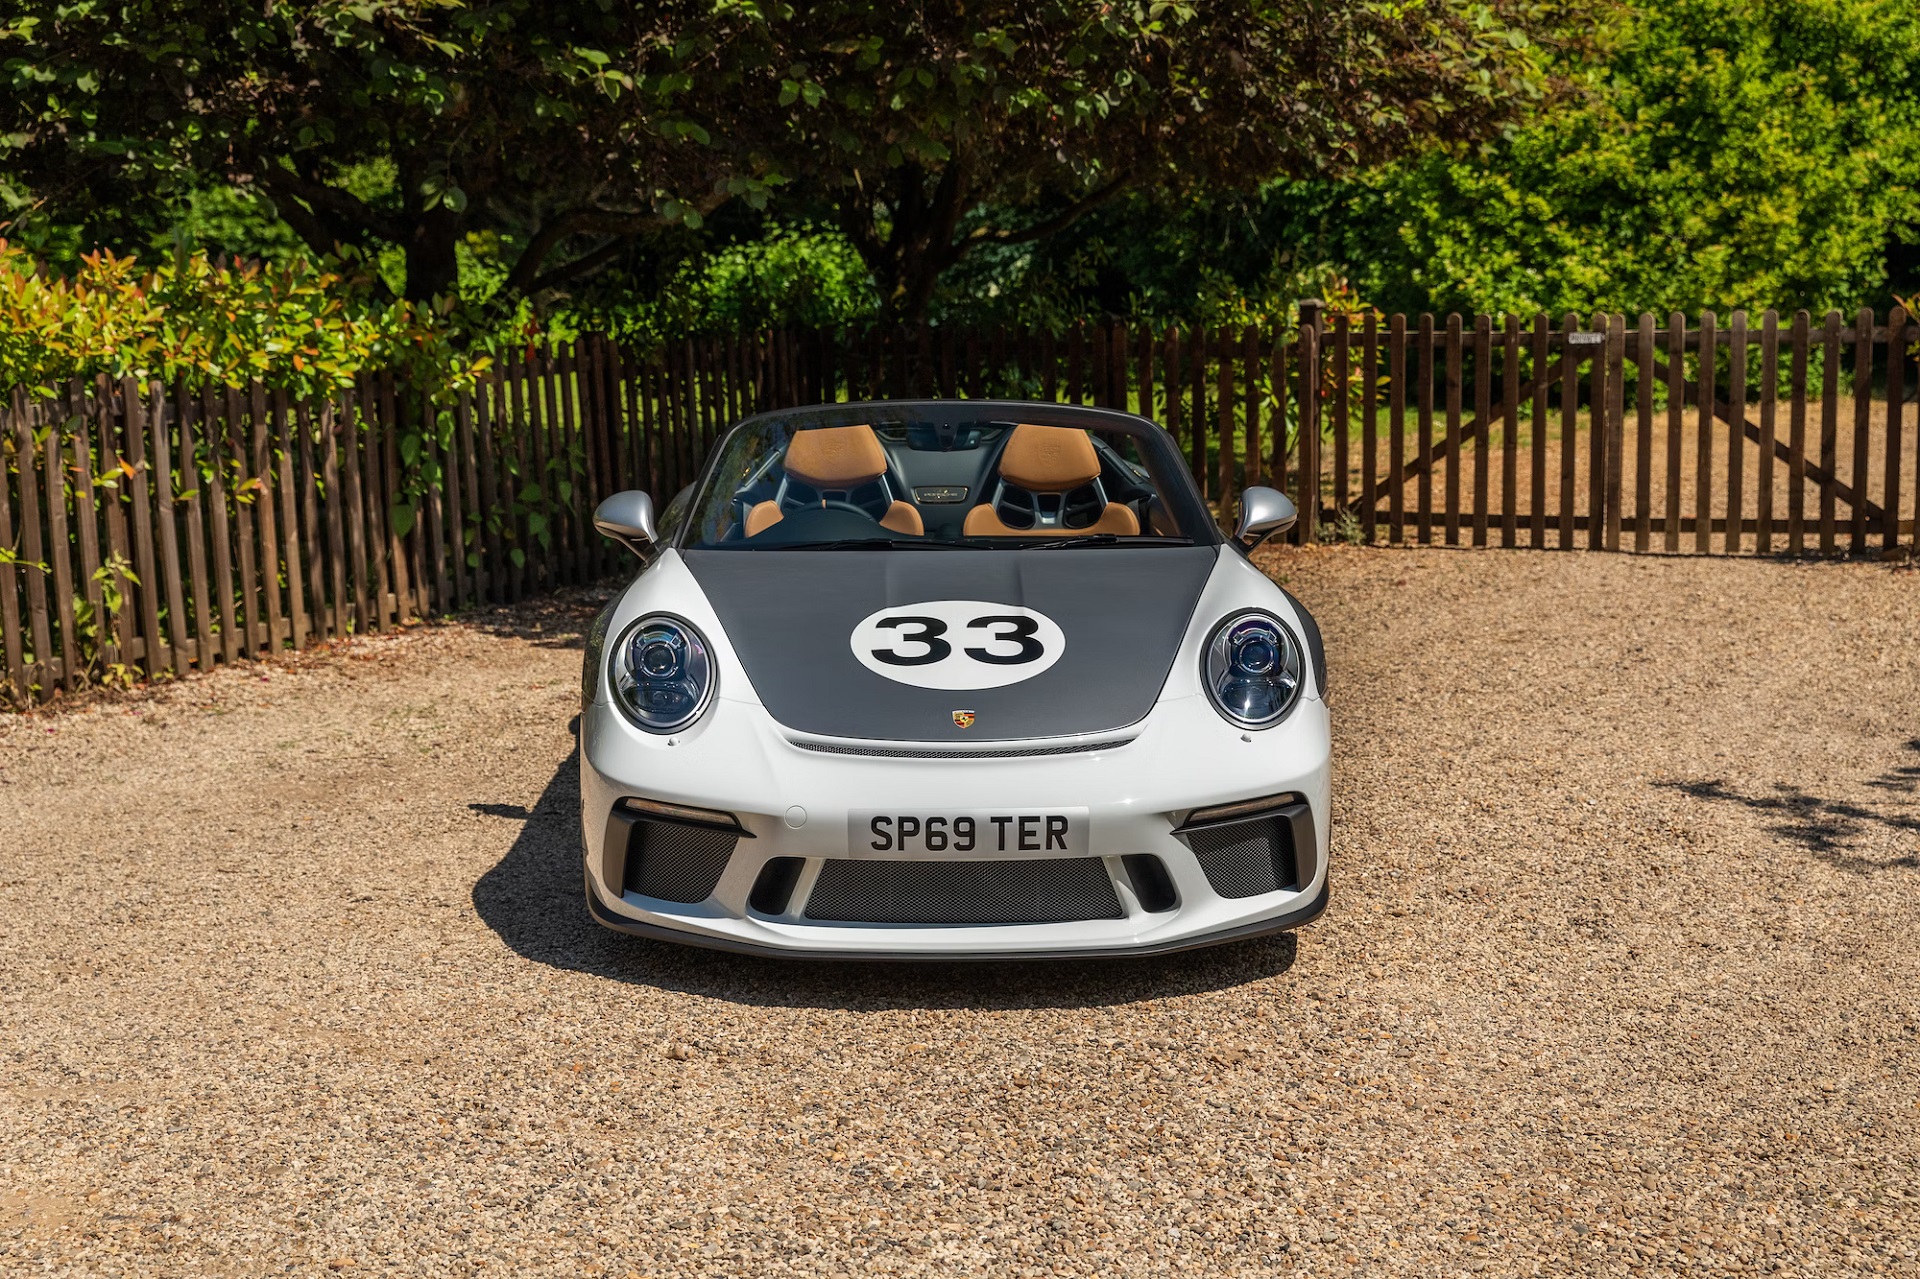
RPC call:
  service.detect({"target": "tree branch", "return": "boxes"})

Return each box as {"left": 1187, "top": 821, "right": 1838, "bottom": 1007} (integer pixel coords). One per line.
{"left": 503, "top": 193, "right": 731, "bottom": 298}
{"left": 256, "top": 180, "right": 361, "bottom": 263}
{"left": 923, "top": 161, "right": 971, "bottom": 267}
{"left": 962, "top": 170, "right": 1136, "bottom": 249}
{"left": 524, "top": 236, "right": 633, "bottom": 294}
{"left": 900, "top": 161, "right": 972, "bottom": 316}
{"left": 502, "top": 210, "right": 593, "bottom": 297}
{"left": 254, "top": 164, "right": 404, "bottom": 245}
{"left": 833, "top": 170, "right": 894, "bottom": 295}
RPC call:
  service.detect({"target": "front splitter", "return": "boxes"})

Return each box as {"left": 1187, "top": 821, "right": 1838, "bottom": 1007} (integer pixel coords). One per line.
{"left": 583, "top": 871, "right": 1329, "bottom": 963}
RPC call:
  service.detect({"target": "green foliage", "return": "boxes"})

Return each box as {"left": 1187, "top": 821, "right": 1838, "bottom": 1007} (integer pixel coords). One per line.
{"left": 0, "top": 0, "right": 1569, "bottom": 317}
{"left": 691, "top": 227, "right": 877, "bottom": 334}
{"left": 71, "top": 551, "right": 139, "bottom": 689}
{"left": 758, "top": 0, "right": 1566, "bottom": 319}
{"left": 1352, "top": 0, "right": 1920, "bottom": 315}
{"left": 161, "top": 187, "right": 310, "bottom": 265}
{"left": 0, "top": 0, "right": 770, "bottom": 301}
{"left": 928, "top": 185, "right": 1364, "bottom": 332}
{"left": 917, "top": 0, "right": 1920, "bottom": 324}
{"left": 7, "top": 0, "right": 1914, "bottom": 346}
{"left": 0, "top": 239, "right": 489, "bottom": 398}
{"left": 574, "top": 225, "right": 879, "bottom": 349}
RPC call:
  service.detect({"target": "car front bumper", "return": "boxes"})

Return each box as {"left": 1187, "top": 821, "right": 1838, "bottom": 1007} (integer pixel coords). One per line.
{"left": 579, "top": 691, "right": 1331, "bottom": 959}
{"left": 584, "top": 865, "right": 1327, "bottom": 960}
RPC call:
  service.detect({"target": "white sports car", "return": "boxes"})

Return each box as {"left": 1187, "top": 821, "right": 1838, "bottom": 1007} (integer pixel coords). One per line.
{"left": 580, "top": 400, "right": 1329, "bottom": 958}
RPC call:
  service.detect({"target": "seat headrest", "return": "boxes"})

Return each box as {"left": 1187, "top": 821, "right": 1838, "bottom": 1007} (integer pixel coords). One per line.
{"left": 998, "top": 424, "right": 1102, "bottom": 493}
{"left": 782, "top": 425, "right": 888, "bottom": 489}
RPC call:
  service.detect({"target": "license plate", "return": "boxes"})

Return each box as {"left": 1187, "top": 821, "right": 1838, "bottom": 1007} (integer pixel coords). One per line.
{"left": 848, "top": 809, "right": 1090, "bottom": 860}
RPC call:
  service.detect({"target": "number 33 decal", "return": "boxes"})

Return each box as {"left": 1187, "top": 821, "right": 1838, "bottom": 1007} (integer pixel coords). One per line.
{"left": 851, "top": 601, "right": 1066, "bottom": 689}
{"left": 873, "top": 615, "right": 1040, "bottom": 666}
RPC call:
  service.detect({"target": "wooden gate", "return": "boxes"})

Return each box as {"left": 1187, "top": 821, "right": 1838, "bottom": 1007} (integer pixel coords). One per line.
{"left": 1314, "top": 308, "right": 1911, "bottom": 557}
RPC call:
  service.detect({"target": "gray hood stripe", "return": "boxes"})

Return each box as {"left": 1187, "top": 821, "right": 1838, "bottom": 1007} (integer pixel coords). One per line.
{"left": 685, "top": 547, "right": 1216, "bottom": 742}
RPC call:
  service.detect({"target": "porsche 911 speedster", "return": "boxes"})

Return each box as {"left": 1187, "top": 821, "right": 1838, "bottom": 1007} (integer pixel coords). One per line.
{"left": 580, "top": 400, "right": 1329, "bottom": 958}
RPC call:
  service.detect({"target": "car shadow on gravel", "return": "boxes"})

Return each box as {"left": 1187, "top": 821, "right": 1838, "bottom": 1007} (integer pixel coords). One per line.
{"left": 471, "top": 748, "right": 1301, "bottom": 1010}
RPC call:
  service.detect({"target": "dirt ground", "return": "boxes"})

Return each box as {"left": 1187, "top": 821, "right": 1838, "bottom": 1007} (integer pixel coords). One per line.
{"left": 3, "top": 546, "right": 1918, "bottom": 1277}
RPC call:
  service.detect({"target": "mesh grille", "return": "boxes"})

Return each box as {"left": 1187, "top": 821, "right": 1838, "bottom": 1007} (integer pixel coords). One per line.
{"left": 1185, "top": 816, "right": 1297, "bottom": 899}
{"left": 803, "top": 858, "right": 1123, "bottom": 925}
{"left": 623, "top": 819, "right": 739, "bottom": 904}
{"left": 790, "top": 738, "right": 1134, "bottom": 760}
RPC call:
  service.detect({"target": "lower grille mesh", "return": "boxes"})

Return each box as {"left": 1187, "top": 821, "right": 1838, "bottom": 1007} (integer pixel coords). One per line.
{"left": 1185, "top": 815, "right": 1298, "bottom": 899}
{"left": 803, "top": 858, "right": 1123, "bottom": 925}
{"left": 623, "top": 819, "right": 739, "bottom": 904}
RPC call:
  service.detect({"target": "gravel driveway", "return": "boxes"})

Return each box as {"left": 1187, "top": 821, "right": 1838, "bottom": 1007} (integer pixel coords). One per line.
{"left": 4, "top": 547, "right": 1918, "bottom": 1277}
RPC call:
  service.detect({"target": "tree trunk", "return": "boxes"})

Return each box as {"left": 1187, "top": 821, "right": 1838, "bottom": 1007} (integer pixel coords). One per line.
{"left": 403, "top": 206, "right": 464, "bottom": 304}
{"left": 844, "top": 162, "right": 973, "bottom": 326}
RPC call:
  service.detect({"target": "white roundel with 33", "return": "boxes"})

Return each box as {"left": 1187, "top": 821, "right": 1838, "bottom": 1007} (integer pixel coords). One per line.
{"left": 850, "top": 600, "right": 1066, "bottom": 690}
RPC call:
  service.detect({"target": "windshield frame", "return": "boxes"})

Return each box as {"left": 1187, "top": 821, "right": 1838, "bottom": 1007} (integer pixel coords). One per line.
{"left": 671, "top": 399, "right": 1223, "bottom": 552}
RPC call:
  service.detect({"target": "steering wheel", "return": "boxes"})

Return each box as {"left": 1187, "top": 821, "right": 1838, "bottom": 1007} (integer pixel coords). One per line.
{"left": 776, "top": 485, "right": 892, "bottom": 521}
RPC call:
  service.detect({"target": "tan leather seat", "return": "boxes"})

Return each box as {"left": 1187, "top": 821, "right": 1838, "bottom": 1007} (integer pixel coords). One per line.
{"left": 745, "top": 424, "right": 923, "bottom": 537}
{"left": 962, "top": 424, "right": 1140, "bottom": 537}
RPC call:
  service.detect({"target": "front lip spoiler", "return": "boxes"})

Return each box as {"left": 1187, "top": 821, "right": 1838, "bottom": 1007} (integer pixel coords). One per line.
{"left": 583, "top": 872, "right": 1329, "bottom": 963}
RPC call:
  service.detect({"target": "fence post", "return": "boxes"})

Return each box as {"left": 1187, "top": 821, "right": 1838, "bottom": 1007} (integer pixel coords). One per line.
{"left": 1888, "top": 305, "right": 1908, "bottom": 556}
{"left": 16, "top": 397, "right": 52, "bottom": 695}
{"left": 1296, "top": 298, "right": 1324, "bottom": 543}
{"left": 121, "top": 376, "right": 167, "bottom": 674}
{"left": 0, "top": 396, "right": 25, "bottom": 702}
{"left": 1215, "top": 327, "right": 1235, "bottom": 530}
{"left": 1605, "top": 313, "right": 1626, "bottom": 551}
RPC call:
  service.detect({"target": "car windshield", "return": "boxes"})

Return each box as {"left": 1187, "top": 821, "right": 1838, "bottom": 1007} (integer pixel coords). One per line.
{"left": 678, "top": 405, "right": 1217, "bottom": 550}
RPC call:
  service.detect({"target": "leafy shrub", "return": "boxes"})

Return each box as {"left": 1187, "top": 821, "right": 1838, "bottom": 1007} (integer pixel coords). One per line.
{"left": 0, "top": 240, "right": 490, "bottom": 400}
{"left": 0, "top": 240, "right": 505, "bottom": 680}
{"left": 1316, "top": 0, "right": 1920, "bottom": 317}
{"left": 569, "top": 225, "right": 879, "bottom": 349}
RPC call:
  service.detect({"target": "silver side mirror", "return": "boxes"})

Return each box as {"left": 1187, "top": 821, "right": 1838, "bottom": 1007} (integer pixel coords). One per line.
{"left": 593, "top": 490, "right": 658, "bottom": 559}
{"left": 1235, "top": 486, "right": 1297, "bottom": 549}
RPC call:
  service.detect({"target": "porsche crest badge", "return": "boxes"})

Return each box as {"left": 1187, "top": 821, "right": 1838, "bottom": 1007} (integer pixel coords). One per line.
{"left": 951, "top": 710, "right": 976, "bottom": 729}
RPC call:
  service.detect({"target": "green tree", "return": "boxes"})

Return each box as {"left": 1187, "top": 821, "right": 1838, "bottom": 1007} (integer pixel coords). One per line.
{"left": 943, "top": 0, "right": 1920, "bottom": 324}
{"left": 0, "top": 0, "right": 774, "bottom": 302}
{"left": 1357, "top": 0, "right": 1920, "bottom": 315}
{"left": 0, "top": 0, "right": 1574, "bottom": 318}
{"left": 756, "top": 0, "right": 1568, "bottom": 321}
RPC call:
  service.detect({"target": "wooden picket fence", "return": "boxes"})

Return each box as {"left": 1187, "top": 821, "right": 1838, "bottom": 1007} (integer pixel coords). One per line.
{"left": 772, "top": 305, "right": 1916, "bottom": 555}
{"left": 1, "top": 306, "right": 1913, "bottom": 706}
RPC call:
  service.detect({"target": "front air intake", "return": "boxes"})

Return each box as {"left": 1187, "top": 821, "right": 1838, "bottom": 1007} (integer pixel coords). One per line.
{"left": 1120, "top": 854, "right": 1178, "bottom": 913}
{"left": 604, "top": 798, "right": 748, "bottom": 904}
{"left": 1174, "top": 797, "right": 1315, "bottom": 899}
{"left": 748, "top": 857, "right": 806, "bottom": 916}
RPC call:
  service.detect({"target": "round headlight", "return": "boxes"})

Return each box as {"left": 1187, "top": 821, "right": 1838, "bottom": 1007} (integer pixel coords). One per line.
{"left": 1203, "top": 612, "right": 1303, "bottom": 728}
{"left": 611, "top": 616, "right": 715, "bottom": 733}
